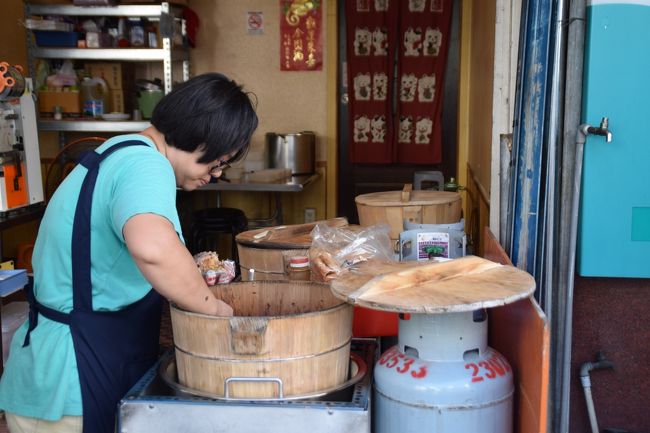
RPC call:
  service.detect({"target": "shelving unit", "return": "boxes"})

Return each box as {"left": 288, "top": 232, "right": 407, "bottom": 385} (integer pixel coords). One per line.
{"left": 24, "top": 2, "right": 190, "bottom": 134}
{"left": 37, "top": 120, "right": 151, "bottom": 132}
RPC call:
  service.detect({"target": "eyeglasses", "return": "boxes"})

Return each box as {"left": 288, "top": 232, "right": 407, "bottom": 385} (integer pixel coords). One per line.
{"left": 209, "top": 159, "right": 231, "bottom": 177}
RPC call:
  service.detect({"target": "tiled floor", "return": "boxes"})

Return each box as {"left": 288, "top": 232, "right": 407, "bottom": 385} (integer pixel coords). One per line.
{"left": 0, "top": 301, "right": 175, "bottom": 433}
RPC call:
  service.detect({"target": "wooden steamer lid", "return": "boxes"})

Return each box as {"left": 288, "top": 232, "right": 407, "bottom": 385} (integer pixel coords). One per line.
{"left": 330, "top": 256, "right": 535, "bottom": 313}
{"left": 236, "top": 217, "right": 349, "bottom": 249}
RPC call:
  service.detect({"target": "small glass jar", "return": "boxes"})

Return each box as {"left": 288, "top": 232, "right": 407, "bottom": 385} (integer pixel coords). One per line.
{"left": 53, "top": 106, "right": 63, "bottom": 120}
{"left": 288, "top": 256, "right": 311, "bottom": 281}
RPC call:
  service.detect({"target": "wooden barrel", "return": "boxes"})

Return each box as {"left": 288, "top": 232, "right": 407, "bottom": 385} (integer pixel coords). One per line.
{"left": 236, "top": 218, "right": 348, "bottom": 280}
{"left": 355, "top": 184, "right": 462, "bottom": 248}
{"left": 170, "top": 280, "right": 354, "bottom": 399}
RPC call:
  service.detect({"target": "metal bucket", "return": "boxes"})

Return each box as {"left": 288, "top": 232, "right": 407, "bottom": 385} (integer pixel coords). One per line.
{"left": 265, "top": 131, "right": 315, "bottom": 175}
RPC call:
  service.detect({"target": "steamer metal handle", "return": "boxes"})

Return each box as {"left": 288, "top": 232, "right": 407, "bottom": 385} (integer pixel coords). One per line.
{"left": 224, "top": 377, "right": 284, "bottom": 399}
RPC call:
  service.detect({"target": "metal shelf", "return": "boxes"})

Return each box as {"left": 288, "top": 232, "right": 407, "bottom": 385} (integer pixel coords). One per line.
{"left": 32, "top": 48, "right": 189, "bottom": 62}
{"left": 38, "top": 120, "right": 150, "bottom": 132}
{"left": 25, "top": 4, "right": 181, "bottom": 18}
{"left": 25, "top": 1, "right": 190, "bottom": 134}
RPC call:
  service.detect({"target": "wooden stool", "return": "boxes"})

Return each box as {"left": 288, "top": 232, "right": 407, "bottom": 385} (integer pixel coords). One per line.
{"left": 189, "top": 208, "right": 248, "bottom": 268}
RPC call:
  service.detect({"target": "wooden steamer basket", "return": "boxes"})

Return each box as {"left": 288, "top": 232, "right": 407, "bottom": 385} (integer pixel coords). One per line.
{"left": 355, "top": 184, "right": 462, "bottom": 251}
{"left": 352, "top": 185, "right": 462, "bottom": 337}
{"left": 236, "top": 218, "right": 348, "bottom": 280}
{"left": 170, "top": 280, "right": 353, "bottom": 399}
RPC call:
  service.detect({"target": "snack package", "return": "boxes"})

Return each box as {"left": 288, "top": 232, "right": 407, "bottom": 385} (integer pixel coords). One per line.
{"left": 309, "top": 223, "right": 395, "bottom": 282}
{"left": 193, "top": 251, "right": 236, "bottom": 285}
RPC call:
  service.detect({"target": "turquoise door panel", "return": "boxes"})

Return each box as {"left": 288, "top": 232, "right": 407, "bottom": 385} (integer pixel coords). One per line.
{"left": 578, "top": 1, "right": 650, "bottom": 277}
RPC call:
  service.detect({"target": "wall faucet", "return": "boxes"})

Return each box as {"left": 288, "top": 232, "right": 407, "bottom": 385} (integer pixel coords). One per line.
{"left": 580, "top": 117, "right": 613, "bottom": 143}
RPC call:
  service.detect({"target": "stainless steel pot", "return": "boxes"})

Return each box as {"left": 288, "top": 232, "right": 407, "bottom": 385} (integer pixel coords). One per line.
{"left": 265, "top": 131, "right": 315, "bottom": 175}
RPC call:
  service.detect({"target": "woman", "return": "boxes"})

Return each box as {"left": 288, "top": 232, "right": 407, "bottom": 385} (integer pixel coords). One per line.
{"left": 0, "top": 73, "right": 258, "bottom": 433}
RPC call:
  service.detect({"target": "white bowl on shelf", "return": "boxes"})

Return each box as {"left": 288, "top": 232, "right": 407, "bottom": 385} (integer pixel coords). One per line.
{"left": 101, "top": 113, "right": 131, "bottom": 121}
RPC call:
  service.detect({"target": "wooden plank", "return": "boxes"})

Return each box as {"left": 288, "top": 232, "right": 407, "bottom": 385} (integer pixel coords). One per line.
{"left": 330, "top": 256, "right": 535, "bottom": 313}
{"left": 483, "top": 227, "right": 549, "bottom": 433}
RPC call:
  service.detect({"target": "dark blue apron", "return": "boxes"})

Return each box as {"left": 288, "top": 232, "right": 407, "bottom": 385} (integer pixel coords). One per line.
{"left": 23, "top": 140, "right": 164, "bottom": 433}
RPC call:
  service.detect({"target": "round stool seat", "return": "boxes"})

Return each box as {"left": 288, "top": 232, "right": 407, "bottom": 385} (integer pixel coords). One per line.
{"left": 193, "top": 207, "right": 248, "bottom": 231}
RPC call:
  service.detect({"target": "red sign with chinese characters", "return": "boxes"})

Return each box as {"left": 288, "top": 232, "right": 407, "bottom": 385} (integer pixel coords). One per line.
{"left": 280, "top": 0, "right": 323, "bottom": 71}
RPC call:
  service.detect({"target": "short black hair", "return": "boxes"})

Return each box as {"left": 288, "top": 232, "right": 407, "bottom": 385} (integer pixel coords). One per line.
{"left": 151, "top": 73, "right": 258, "bottom": 164}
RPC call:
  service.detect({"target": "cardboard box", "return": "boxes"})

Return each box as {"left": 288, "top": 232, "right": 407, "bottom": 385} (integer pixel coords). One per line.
{"left": 85, "top": 62, "right": 135, "bottom": 91}
{"left": 109, "top": 89, "right": 125, "bottom": 113}
{"left": 38, "top": 89, "right": 81, "bottom": 115}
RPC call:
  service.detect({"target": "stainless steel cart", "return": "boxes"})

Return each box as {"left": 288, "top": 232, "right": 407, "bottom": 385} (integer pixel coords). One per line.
{"left": 118, "top": 339, "right": 375, "bottom": 433}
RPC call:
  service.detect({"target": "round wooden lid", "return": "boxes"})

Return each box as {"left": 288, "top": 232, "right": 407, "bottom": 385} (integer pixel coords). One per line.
{"left": 355, "top": 190, "right": 461, "bottom": 207}
{"left": 235, "top": 217, "right": 348, "bottom": 249}
{"left": 330, "top": 256, "right": 535, "bottom": 313}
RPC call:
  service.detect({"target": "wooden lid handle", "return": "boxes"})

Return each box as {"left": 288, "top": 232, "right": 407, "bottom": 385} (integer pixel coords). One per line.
{"left": 401, "top": 184, "right": 413, "bottom": 202}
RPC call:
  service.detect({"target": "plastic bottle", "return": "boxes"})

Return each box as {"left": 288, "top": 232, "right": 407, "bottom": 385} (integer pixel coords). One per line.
{"left": 81, "top": 77, "right": 109, "bottom": 118}
{"left": 129, "top": 18, "right": 145, "bottom": 47}
{"left": 288, "top": 256, "right": 311, "bottom": 281}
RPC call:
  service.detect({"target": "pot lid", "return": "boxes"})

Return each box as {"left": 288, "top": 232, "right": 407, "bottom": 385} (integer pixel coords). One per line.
{"left": 236, "top": 217, "right": 348, "bottom": 249}
{"left": 265, "top": 131, "right": 315, "bottom": 137}
{"left": 329, "top": 256, "right": 535, "bottom": 314}
{"left": 355, "top": 189, "right": 461, "bottom": 206}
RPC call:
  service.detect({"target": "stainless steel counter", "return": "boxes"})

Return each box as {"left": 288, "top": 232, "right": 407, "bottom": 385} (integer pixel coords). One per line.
{"left": 198, "top": 173, "right": 319, "bottom": 193}
{"left": 196, "top": 173, "right": 320, "bottom": 226}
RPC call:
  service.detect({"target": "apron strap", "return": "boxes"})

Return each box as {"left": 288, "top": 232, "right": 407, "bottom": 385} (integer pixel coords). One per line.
{"left": 23, "top": 140, "right": 151, "bottom": 346}
{"left": 22, "top": 282, "right": 71, "bottom": 347}
{"left": 72, "top": 141, "right": 149, "bottom": 312}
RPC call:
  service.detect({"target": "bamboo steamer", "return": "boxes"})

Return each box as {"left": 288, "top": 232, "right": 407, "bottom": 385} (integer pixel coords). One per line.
{"left": 355, "top": 184, "right": 462, "bottom": 248}
{"left": 236, "top": 218, "right": 348, "bottom": 280}
{"left": 170, "top": 280, "right": 354, "bottom": 399}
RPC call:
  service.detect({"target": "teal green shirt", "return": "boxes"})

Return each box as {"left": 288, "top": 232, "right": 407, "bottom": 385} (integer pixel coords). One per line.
{"left": 0, "top": 134, "right": 183, "bottom": 420}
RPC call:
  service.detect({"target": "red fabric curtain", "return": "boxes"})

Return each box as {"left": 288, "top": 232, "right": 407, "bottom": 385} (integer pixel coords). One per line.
{"left": 395, "top": 0, "right": 453, "bottom": 164}
{"left": 346, "top": 0, "right": 453, "bottom": 165}
{"left": 345, "top": 0, "right": 398, "bottom": 163}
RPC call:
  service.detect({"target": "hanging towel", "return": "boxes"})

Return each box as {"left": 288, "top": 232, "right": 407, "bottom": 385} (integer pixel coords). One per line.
{"left": 345, "top": 0, "right": 398, "bottom": 163}
{"left": 394, "top": 0, "right": 453, "bottom": 164}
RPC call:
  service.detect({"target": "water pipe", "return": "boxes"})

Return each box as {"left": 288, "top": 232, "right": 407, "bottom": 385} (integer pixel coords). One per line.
{"left": 580, "top": 352, "right": 614, "bottom": 433}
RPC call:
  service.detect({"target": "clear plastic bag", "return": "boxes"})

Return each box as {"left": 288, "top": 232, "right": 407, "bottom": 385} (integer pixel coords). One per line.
{"left": 45, "top": 60, "right": 78, "bottom": 88}
{"left": 193, "top": 251, "right": 236, "bottom": 285}
{"left": 309, "top": 223, "right": 394, "bottom": 282}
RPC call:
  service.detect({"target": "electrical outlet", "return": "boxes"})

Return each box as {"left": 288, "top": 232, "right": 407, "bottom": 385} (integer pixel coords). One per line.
{"left": 304, "top": 208, "right": 316, "bottom": 223}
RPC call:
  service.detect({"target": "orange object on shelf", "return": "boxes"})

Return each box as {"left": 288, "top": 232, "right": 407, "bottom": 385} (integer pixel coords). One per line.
{"left": 3, "top": 162, "right": 28, "bottom": 209}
